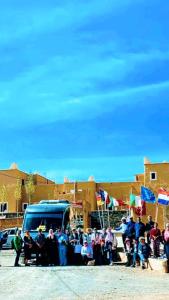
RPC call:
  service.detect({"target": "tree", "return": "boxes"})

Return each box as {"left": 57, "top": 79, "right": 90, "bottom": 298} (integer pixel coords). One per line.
{"left": 0, "top": 185, "right": 7, "bottom": 215}
{"left": 25, "top": 174, "right": 35, "bottom": 205}
{"left": 14, "top": 179, "right": 22, "bottom": 217}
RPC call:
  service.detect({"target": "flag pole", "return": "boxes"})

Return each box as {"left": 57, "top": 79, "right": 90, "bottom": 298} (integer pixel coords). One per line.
{"left": 155, "top": 202, "right": 159, "bottom": 223}
{"left": 163, "top": 206, "right": 166, "bottom": 229}
{"left": 97, "top": 205, "right": 103, "bottom": 229}
{"left": 101, "top": 204, "right": 105, "bottom": 228}
{"left": 107, "top": 206, "right": 110, "bottom": 227}
{"left": 155, "top": 188, "right": 159, "bottom": 223}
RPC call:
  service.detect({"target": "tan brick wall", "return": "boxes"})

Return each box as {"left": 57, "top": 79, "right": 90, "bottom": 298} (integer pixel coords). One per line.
{"left": 0, "top": 217, "right": 23, "bottom": 230}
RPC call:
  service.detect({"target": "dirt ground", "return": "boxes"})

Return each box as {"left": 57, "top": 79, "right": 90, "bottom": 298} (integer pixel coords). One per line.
{"left": 0, "top": 250, "right": 169, "bottom": 300}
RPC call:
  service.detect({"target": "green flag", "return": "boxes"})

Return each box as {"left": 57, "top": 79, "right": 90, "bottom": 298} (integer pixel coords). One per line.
{"left": 129, "top": 194, "right": 135, "bottom": 206}
{"left": 108, "top": 196, "right": 114, "bottom": 208}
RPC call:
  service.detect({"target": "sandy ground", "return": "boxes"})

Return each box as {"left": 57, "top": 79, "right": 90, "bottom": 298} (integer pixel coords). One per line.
{"left": 0, "top": 250, "right": 169, "bottom": 300}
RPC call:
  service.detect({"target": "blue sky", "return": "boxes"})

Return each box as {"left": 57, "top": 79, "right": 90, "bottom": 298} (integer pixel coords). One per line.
{"left": 0, "top": 0, "right": 169, "bottom": 182}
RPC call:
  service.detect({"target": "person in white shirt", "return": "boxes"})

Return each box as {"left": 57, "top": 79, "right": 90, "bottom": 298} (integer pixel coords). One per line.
{"left": 81, "top": 241, "right": 93, "bottom": 265}
{"left": 105, "top": 227, "right": 118, "bottom": 265}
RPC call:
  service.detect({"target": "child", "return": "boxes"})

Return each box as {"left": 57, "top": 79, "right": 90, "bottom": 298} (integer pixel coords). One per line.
{"left": 125, "top": 238, "right": 133, "bottom": 267}
{"left": 138, "top": 237, "right": 151, "bottom": 269}
{"left": 131, "top": 239, "right": 139, "bottom": 267}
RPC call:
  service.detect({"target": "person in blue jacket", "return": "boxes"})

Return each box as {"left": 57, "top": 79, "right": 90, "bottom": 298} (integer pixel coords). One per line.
{"left": 138, "top": 236, "right": 151, "bottom": 269}
{"left": 126, "top": 216, "right": 135, "bottom": 241}
{"left": 135, "top": 217, "right": 146, "bottom": 241}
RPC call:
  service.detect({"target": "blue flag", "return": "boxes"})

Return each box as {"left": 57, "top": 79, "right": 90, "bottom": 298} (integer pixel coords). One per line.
{"left": 141, "top": 186, "right": 156, "bottom": 203}
{"left": 98, "top": 189, "right": 105, "bottom": 202}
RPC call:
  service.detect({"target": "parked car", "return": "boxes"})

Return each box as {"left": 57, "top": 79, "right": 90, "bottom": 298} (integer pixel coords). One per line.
{"left": 1, "top": 227, "right": 19, "bottom": 249}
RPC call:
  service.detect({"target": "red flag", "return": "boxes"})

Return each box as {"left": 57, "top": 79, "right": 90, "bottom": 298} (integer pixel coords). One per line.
{"left": 106, "top": 194, "right": 110, "bottom": 204}
{"left": 134, "top": 200, "right": 146, "bottom": 216}
{"left": 117, "top": 199, "right": 127, "bottom": 206}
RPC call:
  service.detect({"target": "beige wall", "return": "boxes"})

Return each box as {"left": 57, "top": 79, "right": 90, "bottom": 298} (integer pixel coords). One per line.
{"left": 1, "top": 162, "right": 169, "bottom": 229}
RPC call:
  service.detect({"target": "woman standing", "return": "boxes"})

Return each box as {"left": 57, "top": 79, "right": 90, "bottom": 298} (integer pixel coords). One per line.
{"left": 46, "top": 229, "right": 58, "bottom": 266}
{"left": 105, "top": 227, "right": 118, "bottom": 266}
{"left": 164, "top": 223, "right": 169, "bottom": 271}
{"left": 24, "top": 230, "right": 34, "bottom": 266}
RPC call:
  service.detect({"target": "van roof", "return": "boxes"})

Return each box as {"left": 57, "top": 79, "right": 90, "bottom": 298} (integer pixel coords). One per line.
{"left": 25, "top": 203, "right": 70, "bottom": 213}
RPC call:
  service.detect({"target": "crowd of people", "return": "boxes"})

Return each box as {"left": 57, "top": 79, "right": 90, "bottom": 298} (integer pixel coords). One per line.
{"left": 1, "top": 215, "right": 169, "bottom": 270}
{"left": 116, "top": 215, "right": 169, "bottom": 269}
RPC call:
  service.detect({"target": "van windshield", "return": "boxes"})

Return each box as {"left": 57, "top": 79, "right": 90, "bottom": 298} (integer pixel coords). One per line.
{"left": 23, "top": 213, "right": 63, "bottom": 232}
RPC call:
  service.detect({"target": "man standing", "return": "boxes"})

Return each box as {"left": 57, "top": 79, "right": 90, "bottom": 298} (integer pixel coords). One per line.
{"left": 135, "top": 217, "right": 146, "bottom": 241}
{"left": 13, "top": 229, "right": 23, "bottom": 267}
{"left": 126, "top": 216, "right": 135, "bottom": 242}
{"left": 35, "top": 229, "right": 46, "bottom": 265}
{"left": 145, "top": 215, "right": 154, "bottom": 244}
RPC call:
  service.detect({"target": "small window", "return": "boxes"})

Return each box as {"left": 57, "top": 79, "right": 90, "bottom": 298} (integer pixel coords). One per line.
{"left": 150, "top": 172, "right": 157, "bottom": 181}
{"left": 0, "top": 202, "right": 8, "bottom": 213}
{"left": 22, "top": 179, "right": 25, "bottom": 186}
{"left": 10, "top": 229, "right": 16, "bottom": 235}
{"left": 22, "top": 203, "right": 28, "bottom": 211}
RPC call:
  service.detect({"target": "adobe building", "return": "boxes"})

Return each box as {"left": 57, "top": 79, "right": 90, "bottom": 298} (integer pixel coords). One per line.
{"left": 0, "top": 158, "right": 169, "bottom": 230}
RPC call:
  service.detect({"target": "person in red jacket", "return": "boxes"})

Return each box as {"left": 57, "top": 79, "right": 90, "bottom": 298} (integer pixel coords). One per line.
{"left": 150, "top": 222, "right": 161, "bottom": 258}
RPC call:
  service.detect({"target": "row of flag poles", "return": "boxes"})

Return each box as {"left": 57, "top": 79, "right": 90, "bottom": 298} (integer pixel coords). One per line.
{"left": 96, "top": 186, "right": 169, "bottom": 229}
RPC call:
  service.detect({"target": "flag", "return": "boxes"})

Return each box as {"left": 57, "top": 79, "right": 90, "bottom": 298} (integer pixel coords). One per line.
{"left": 71, "top": 201, "right": 83, "bottom": 208}
{"left": 158, "top": 188, "right": 169, "bottom": 206}
{"left": 113, "top": 197, "right": 119, "bottom": 207}
{"left": 98, "top": 189, "right": 105, "bottom": 202}
{"left": 134, "top": 200, "right": 146, "bottom": 216}
{"left": 129, "top": 194, "right": 141, "bottom": 207}
{"left": 98, "top": 188, "right": 110, "bottom": 205}
{"left": 117, "top": 199, "right": 126, "bottom": 206}
{"left": 96, "top": 193, "right": 104, "bottom": 206}
{"left": 135, "top": 196, "right": 142, "bottom": 207}
{"left": 129, "top": 194, "right": 135, "bottom": 207}
{"left": 108, "top": 196, "right": 114, "bottom": 208}
{"left": 103, "top": 190, "right": 110, "bottom": 204}
{"left": 141, "top": 186, "right": 156, "bottom": 203}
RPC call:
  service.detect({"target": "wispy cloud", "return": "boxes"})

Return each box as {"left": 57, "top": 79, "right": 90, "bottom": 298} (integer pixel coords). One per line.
{"left": 0, "top": 0, "right": 169, "bottom": 181}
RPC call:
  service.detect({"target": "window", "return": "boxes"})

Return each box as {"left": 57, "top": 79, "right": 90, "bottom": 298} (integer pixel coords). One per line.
{"left": 22, "top": 203, "right": 28, "bottom": 211}
{"left": 150, "top": 172, "right": 157, "bottom": 181}
{"left": 0, "top": 202, "right": 8, "bottom": 213}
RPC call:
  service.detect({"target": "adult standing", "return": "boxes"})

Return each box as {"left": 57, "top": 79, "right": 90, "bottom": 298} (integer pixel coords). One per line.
{"left": 13, "top": 229, "right": 23, "bottom": 267}
{"left": 164, "top": 223, "right": 169, "bottom": 271}
{"left": 77, "top": 227, "right": 83, "bottom": 245}
{"left": 126, "top": 216, "right": 135, "bottom": 241}
{"left": 105, "top": 227, "right": 118, "bottom": 265}
{"left": 69, "top": 228, "right": 78, "bottom": 265}
{"left": 24, "top": 230, "right": 34, "bottom": 266}
{"left": 135, "top": 217, "right": 146, "bottom": 241}
{"left": 81, "top": 241, "right": 93, "bottom": 265}
{"left": 145, "top": 215, "right": 155, "bottom": 244}
{"left": 150, "top": 222, "right": 161, "bottom": 258}
{"left": 35, "top": 229, "right": 46, "bottom": 265}
{"left": 116, "top": 217, "right": 128, "bottom": 251}
{"left": 57, "top": 229, "right": 68, "bottom": 266}
{"left": 93, "top": 232, "right": 102, "bottom": 265}
{"left": 46, "top": 229, "right": 58, "bottom": 266}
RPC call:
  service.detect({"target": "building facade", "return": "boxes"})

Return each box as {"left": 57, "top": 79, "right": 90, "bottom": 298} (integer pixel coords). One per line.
{"left": 0, "top": 158, "right": 169, "bottom": 229}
